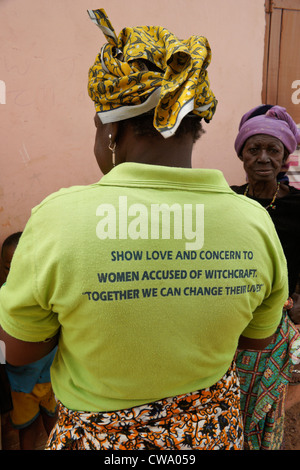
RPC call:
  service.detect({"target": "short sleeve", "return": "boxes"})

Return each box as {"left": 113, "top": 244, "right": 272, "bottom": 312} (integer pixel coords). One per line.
{"left": 241, "top": 214, "right": 289, "bottom": 339}
{"left": 0, "top": 215, "right": 60, "bottom": 342}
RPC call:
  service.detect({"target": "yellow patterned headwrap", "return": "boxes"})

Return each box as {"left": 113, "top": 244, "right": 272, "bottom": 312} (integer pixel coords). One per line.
{"left": 87, "top": 9, "right": 217, "bottom": 138}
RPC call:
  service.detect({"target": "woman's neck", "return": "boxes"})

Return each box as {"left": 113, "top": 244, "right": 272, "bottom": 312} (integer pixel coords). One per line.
{"left": 246, "top": 180, "right": 280, "bottom": 199}
{"left": 117, "top": 125, "right": 194, "bottom": 168}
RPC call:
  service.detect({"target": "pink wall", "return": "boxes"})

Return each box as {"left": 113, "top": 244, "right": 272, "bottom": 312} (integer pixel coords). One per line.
{"left": 0, "top": 0, "right": 266, "bottom": 251}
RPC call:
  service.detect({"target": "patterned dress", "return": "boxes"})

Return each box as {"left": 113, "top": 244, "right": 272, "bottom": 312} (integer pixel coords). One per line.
{"left": 236, "top": 311, "right": 300, "bottom": 449}
{"left": 46, "top": 364, "right": 243, "bottom": 450}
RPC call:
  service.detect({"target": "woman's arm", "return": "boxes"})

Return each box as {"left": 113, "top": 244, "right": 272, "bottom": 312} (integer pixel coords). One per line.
{"left": 0, "top": 327, "right": 59, "bottom": 366}
{"left": 237, "top": 333, "right": 275, "bottom": 350}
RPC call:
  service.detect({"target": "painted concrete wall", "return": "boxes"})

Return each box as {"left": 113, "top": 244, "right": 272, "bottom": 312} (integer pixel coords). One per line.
{"left": 0, "top": 0, "right": 266, "bottom": 252}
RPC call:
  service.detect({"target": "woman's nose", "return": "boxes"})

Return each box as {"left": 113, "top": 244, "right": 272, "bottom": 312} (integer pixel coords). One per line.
{"left": 258, "top": 150, "right": 270, "bottom": 162}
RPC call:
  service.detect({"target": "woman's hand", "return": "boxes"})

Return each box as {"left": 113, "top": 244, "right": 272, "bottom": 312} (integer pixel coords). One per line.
{"left": 289, "top": 292, "right": 300, "bottom": 325}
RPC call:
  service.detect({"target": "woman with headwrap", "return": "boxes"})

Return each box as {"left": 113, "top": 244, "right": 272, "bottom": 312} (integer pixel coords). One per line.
{"left": 0, "top": 11, "right": 289, "bottom": 450}
{"left": 231, "top": 104, "right": 300, "bottom": 450}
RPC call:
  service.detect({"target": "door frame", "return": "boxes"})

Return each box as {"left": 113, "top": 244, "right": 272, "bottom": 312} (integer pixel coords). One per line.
{"left": 262, "top": 0, "right": 300, "bottom": 104}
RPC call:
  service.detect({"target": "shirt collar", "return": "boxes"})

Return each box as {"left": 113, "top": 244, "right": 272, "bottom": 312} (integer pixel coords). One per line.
{"left": 99, "top": 162, "right": 231, "bottom": 193}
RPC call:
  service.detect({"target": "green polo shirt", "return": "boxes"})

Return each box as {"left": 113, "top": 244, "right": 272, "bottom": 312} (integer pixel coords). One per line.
{"left": 0, "top": 163, "right": 288, "bottom": 411}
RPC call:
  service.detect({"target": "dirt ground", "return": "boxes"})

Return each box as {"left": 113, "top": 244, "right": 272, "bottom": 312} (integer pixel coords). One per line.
{"left": 284, "top": 402, "right": 300, "bottom": 450}
{"left": 0, "top": 413, "right": 49, "bottom": 450}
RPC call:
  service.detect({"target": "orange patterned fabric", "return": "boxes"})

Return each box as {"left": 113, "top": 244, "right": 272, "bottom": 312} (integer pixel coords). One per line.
{"left": 45, "top": 364, "right": 243, "bottom": 450}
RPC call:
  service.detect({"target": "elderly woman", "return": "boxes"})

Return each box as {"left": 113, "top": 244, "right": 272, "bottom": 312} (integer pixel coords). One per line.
{"left": 231, "top": 104, "right": 300, "bottom": 450}
{"left": 0, "top": 11, "right": 289, "bottom": 450}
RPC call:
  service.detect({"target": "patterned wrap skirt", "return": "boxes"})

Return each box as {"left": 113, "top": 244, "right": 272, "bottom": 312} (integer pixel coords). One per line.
{"left": 236, "top": 311, "right": 300, "bottom": 450}
{"left": 45, "top": 363, "right": 243, "bottom": 450}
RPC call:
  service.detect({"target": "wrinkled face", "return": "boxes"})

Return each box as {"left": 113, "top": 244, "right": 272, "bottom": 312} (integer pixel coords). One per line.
{"left": 93, "top": 114, "right": 112, "bottom": 174}
{"left": 241, "top": 134, "right": 286, "bottom": 183}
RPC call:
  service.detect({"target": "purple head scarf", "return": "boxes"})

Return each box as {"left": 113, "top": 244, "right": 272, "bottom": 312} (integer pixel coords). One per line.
{"left": 234, "top": 105, "right": 300, "bottom": 157}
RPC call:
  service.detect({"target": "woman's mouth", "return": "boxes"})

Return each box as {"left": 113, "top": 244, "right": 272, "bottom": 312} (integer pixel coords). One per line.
{"left": 255, "top": 169, "right": 273, "bottom": 176}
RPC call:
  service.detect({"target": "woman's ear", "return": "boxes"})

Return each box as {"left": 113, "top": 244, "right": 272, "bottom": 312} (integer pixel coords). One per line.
{"left": 107, "top": 121, "right": 124, "bottom": 166}
{"left": 238, "top": 143, "right": 245, "bottom": 161}
{"left": 107, "top": 122, "right": 120, "bottom": 144}
{"left": 283, "top": 148, "right": 290, "bottom": 163}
